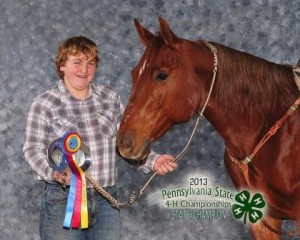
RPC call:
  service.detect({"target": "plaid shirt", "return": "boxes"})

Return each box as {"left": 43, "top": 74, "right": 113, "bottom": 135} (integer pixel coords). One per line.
{"left": 23, "top": 80, "right": 157, "bottom": 187}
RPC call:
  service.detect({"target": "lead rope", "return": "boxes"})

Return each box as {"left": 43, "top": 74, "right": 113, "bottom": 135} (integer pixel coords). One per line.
{"left": 86, "top": 42, "right": 218, "bottom": 208}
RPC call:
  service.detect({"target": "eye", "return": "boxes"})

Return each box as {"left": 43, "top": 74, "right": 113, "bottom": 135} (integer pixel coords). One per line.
{"left": 156, "top": 72, "right": 168, "bottom": 81}
{"left": 72, "top": 60, "right": 82, "bottom": 65}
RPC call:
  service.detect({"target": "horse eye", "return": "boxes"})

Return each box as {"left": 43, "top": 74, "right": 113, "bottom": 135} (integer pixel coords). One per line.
{"left": 156, "top": 73, "right": 168, "bottom": 81}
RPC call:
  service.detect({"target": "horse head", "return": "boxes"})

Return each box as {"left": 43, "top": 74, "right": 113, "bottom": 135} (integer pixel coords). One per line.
{"left": 117, "top": 17, "right": 214, "bottom": 160}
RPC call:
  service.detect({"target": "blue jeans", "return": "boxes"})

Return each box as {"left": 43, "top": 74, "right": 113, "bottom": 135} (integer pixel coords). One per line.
{"left": 40, "top": 183, "right": 120, "bottom": 240}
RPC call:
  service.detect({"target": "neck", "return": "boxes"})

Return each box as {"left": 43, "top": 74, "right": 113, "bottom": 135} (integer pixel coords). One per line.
{"left": 70, "top": 88, "right": 89, "bottom": 100}
{"left": 204, "top": 100, "right": 264, "bottom": 159}
{"left": 197, "top": 43, "right": 260, "bottom": 157}
{"left": 64, "top": 81, "right": 90, "bottom": 101}
{"left": 199, "top": 44, "right": 298, "bottom": 159}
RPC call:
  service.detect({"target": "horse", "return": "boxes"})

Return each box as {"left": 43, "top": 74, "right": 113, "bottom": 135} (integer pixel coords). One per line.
{"left": 116, "top": 17, "right": 300, "bottom": 239}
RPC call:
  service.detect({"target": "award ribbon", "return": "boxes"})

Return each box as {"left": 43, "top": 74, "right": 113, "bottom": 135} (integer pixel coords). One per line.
{"left": 48, "top": 131, "right": 90, "bottom": 229}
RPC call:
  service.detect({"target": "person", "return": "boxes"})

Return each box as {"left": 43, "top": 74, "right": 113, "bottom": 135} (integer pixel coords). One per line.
{"left": 23, "top": 36, "right": 177, "bottom": 240}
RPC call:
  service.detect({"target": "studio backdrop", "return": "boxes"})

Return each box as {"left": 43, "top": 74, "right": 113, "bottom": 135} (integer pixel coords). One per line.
{"left": 0, "top": 0, "right": 299, "bottom": 239}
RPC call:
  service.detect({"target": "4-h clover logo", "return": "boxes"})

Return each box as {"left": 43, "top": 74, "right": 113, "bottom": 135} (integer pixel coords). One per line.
{"left": 231, "top": 190, "right": 266, "bottom": 224}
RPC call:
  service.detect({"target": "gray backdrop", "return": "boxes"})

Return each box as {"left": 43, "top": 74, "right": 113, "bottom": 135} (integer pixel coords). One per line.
{"left": 0, "top": 0, "right": 299, "bottom": 239}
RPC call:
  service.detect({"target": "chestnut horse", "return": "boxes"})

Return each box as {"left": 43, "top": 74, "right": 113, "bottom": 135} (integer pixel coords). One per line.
{"left": 117, "top": 17, "right": 300, "bottom": 239}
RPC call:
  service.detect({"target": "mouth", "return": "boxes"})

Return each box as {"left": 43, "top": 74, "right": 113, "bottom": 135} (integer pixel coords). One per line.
{"left": 118, "top": 142, "right": 150, "bottom": 161}
{"left": 117, "top": 134, "right": 151, "bottom": 161}
{"left": 76, "top": 75, "right": 88, "bottom": 79}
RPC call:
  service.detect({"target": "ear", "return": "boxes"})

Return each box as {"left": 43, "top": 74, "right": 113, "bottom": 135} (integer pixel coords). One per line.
{"left": 134, "top": 18, "right": 155, "bottom": 47}
{"left": 158, "top": 17, "right": 178, "bottom": 47}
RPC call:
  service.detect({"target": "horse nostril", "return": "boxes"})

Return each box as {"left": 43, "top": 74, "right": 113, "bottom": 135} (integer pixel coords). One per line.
{"left": 120, "top": 132, "right": 135, "bottom": 151}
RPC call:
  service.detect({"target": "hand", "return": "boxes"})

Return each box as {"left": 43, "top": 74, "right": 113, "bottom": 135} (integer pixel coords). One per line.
{"left": 153, "top": 154, "right": 177, "bottom": 176}
{"left": 53, "top": 167, "right": 72, "bottom": 187}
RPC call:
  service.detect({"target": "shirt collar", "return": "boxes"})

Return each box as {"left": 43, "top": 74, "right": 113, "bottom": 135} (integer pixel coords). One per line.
{"left": 57, "top": 80, "right": 95, "bottom": 102}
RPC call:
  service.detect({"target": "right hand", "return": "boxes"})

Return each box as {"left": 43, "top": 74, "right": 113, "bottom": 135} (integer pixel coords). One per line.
{"left": 53, "top": 167, "right": 72, "bottom": 187}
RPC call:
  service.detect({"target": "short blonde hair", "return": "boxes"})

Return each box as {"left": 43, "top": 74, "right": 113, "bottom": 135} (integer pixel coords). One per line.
{"left": 55, "top": 36, "right": 99, "bottom": 79}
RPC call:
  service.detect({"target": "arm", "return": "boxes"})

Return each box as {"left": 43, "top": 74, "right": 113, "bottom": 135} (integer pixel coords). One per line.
{"left": 23, "top": 100, "right": 54, "bottom": 181}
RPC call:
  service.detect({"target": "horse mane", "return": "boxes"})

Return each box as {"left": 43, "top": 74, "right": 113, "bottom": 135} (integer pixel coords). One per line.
{"left": 209, "top": 42, "right": 298, "bottom": 122}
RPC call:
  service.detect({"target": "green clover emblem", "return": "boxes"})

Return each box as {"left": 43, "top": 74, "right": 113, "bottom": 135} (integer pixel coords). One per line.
{"left": 231, "top": 190, "right": 266, "bottom": 224}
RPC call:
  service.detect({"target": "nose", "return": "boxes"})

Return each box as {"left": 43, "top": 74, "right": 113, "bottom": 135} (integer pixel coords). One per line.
{"left": 117, "top": 132, "right": 150, "bottom": 160}
{"left": 80, "top": 64, "right": 88, "bottom": 73}
{"left": 117, "top": 132, "right": 135, "bottom": 156}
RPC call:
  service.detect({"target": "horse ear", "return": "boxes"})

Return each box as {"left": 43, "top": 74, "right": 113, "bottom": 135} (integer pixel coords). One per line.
{"left": 134, "top": 18, "right": 155, "bottom": 47}
{"left": 158, "top": 17, "right": 178, "bottom": 47}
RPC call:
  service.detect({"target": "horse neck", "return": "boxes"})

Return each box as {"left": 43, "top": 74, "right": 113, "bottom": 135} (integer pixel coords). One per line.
{"left": 200, "top": 43, "right": 297, "bottom": 159}
{"left": 204, "top": 99, "right": 264, "bottom": 159}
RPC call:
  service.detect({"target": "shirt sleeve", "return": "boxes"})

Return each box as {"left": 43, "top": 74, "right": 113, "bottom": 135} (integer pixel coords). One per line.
{"left": 117, "top": 95, "right": 125, "bottom": 125}
{"left": 23, "top": 100, "right": 54, "bottom": 181}
{"left": 139, "top": 151, "right": 160, "bottom": 173}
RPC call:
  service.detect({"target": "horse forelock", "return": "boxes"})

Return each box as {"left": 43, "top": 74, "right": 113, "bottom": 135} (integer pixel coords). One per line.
{"left": 213, "top": 43, "right": 298, "bottom": 122}
{"left": 138, "top": 34, "right": 177, "bottom": 72}
{"left": 133, "top": 36, "right": 163, "bottom": 80}
{"left": 140, "top": 35, "right": 163, "bottom": 63}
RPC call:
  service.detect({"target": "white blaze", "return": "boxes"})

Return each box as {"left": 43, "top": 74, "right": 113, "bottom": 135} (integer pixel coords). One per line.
{"left": 138, "top": 60, "right": 147, "bottom": 78}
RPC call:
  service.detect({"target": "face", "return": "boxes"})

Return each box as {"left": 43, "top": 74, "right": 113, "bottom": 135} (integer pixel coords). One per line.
{"left": 117, "top": 42, "right": 197, "bottom": 160}
{"left": 117, "top": 18, "right": 213, "bottom": 161}
{"left": 60, "top": 53, "right": 97, "bottom": 98}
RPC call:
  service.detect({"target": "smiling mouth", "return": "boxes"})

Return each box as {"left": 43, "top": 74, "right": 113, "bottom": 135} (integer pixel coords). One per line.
{"left": 76, "top": 75, "right": 88, "bottom": 78}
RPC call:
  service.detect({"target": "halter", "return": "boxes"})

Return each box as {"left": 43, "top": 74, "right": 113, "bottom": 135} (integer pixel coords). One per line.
{"left": 171, "top": 42, "right": 218, "bottom": 162}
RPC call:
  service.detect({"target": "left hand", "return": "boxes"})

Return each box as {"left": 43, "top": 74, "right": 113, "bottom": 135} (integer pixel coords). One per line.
{"left": 153, "top": 154, "right": 177, "bottom": 175}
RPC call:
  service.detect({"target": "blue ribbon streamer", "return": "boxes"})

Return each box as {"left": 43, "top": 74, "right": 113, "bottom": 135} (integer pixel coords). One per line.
{"left": 63, "top": 172, "right": 77, "bottom": 228}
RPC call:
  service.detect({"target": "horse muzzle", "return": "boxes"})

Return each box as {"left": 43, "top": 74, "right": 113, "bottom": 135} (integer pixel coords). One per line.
{"left": 117, "top": 131, "right": 150, "bottom": 161}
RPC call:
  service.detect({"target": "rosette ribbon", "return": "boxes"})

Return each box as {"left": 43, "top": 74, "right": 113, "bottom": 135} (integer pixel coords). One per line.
{"left": 48, "top": 130, "right": 90, "bottom": 229}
